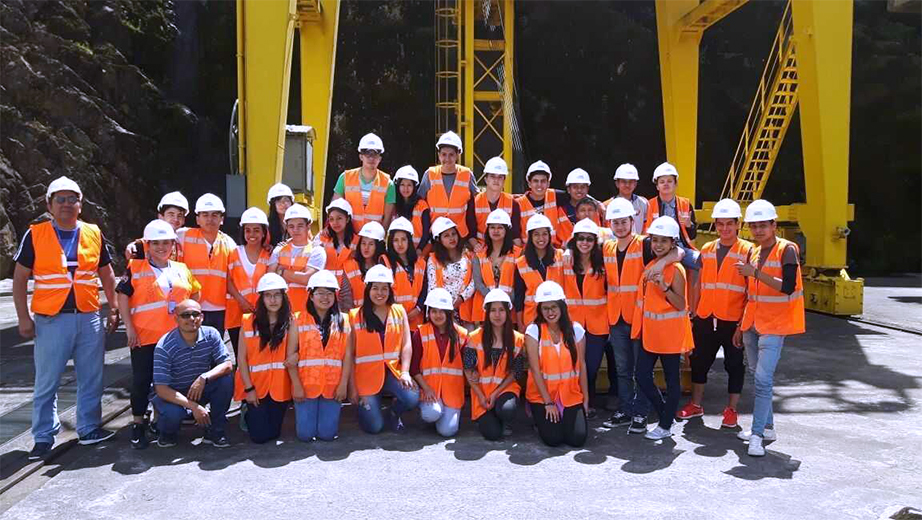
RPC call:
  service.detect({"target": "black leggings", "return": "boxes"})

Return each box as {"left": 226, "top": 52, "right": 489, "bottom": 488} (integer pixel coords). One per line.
{"left": 130, "top": 344, "right": 156, "bottom": 418}
{"left": 228, "top": 326, "right": 242, "bottom": 364}
{"left": 245, "top": 397, "right": 289, "bottom": 444}
{"left": 476, "top": 392, "right": 518, "bottom": 441}
{"left": 529, "top": 402, "right": 587, "bottom": 448}
{"left": 690, "top": 317, "right": 745, "bottom": 394}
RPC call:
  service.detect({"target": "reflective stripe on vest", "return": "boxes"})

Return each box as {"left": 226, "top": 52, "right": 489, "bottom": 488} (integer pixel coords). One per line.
{"left": 29, "top": 221, "right": 102, "bottom": 315}
{"left": 740, "top": 238, "right": 805, "bottom": 336}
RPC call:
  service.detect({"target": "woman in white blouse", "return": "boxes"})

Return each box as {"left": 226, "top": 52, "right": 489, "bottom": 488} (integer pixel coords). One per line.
{"left": 426, "top": 217, "right": 475, "bottom": 324}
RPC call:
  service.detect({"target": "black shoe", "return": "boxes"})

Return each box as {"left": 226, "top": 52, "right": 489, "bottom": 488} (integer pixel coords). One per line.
{"left": 148, "top": 420, "right": 160, "bottom": 437}
{"left": 587, "top": 408, "right": 598, "bottom": 420}
{"left": 130, "top": 423, "right": 149, "bottom": 450}
{"left": 628, "top": 415, "right": 648, "bottom": 434}
{"left": 78, "top": 428, "right": 116, "bottom": 445}
{"left": 157, "top": 433, "right": 178, "bottom": 448}
{"left": 201, "top": 431, "right": 230, "bottom": 448}
{"left": 602, "top": 411, "right": 632, "bottom": 428}
{"left": 28, "top": 442, "right": 53, "bottom": 461}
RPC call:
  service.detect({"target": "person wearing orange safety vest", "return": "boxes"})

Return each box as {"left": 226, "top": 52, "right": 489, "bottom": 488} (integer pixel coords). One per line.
{"left": 331, "top": 133, "right": 395, "bottom": 232}
{"left": 177, "top": 193, "right": 237, "bottom": 334}
{"left": 427, "top": 217, "right": 475, "bottom": 323}
{"left": 516, "top": 161, "right": 570, "bottom": 247}
{"left": 226, "top": 208, "right": 273, "bottom": 362}
{"left": 411, "top": 289, "right": 469, "bottom": 437}
{"left": 732, "top": 199, "right": 804, "bottom": 457}
{"left": 384, "top": 217, "right": 427, "bottom": 328}
{"left": 234, "top": 273, "right": 294, "bottom": 444}
{"left": 286, "top": 270, "right": 353, "bottom": 442}
{"left": 392, "top": 165, "right": 432, "bottom": 258}
{"left": 471, "top": 209, "right": 518, "bottom": 323}
{"left": 315, "top": 199, "right": 358, "bottom": 287}
{"left": 266, "top": 183, "right": 295, "bottom": 247}
{"left": 631, "top": 217, "right": 695, "bottom": 441}
{"left": 525, "top": 281, "right": 589, "bottom": 448}
{"left": 340, "top": 221, "right": 387, "bottom": 309}
{"left": 270, "top": 203, "right": 326, "bottom": 313}
{"left": 557, "top": 168, "right": 605, "bottom": 245}
{"left": 418, "top": 131, "right": 478, "bottom": 242}
{"left": 125, "top": 191, "right": 189, "bottom": 264}
{"left": 676, "top": 199, "right": 752, "bottom": 429}
{"left": 349, "top": 265, "right": 419, "bottom": 434}
{"left": 513, "top": 214, "right": 564, "bottom": 330}
{"left": 469, "top": 157, "right": 523, "bottom": 251}
{"left": 117, "top": 220, "right": 200, "bottom": 449}
{"left": 463, "top": 289, "right": 526, "bottom": 441}
{"left": 643, "top": 162, "right": 700, "bottom": 273}
{"left": 13, "top": 176, "right": 119, "bottom": 459}
{"left": 604, "top": 163, "right": 648, "bottom": 236}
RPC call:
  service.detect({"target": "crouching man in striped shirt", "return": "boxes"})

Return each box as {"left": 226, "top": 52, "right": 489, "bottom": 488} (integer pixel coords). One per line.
{"left": 152, "top": 299, "right": 234, "bottom": 448}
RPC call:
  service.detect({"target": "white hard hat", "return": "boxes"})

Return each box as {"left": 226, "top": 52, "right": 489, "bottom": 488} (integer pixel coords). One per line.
{"left": 711, "top": 198, "right": 742, "bottom": 219}
{"left": 606, "top": 197, "right": 636, "bottom": 221}
{"left": 326, "top": 198, "right": 353, "bottom": 217}
{"left": 430, "top": 216, "right": 457, "bottom": 238}
{"left": 46, "top": 176, "right": 82, "bottom": 201}
{"left": 158, "top": 191, "right": 189, "bottom": 213}
{"left": 482, "top": 288, "right": 512, "bottom": 309}
{"left": 357, "top": 133, "right": 385, "bottom": 153}
{"left": 195, "top": 193, "right": 225, "bottom": 213}
{"left": 240, "top": 207, "right": 269, "bottom": 226}
{"left": 266, "top": 183, "right": 295, "bottom": 205}
{"left": 364, "top": 264, "right": 395, "bottom": 284}
{"left": 526, "top": 213, "right": 553, "bottom": 232}
{"left": 436, "top": 131, "right": 463, "bottom": 153}
{"left": 143, "top": 219, "right": 177, "bottom": 241}
{"left": 486, "top": 208, "right": 512, "bottom": 227}
{"left": 526, "top": 160, "right": 552, "bottom": 180}
{"left": 614, "top": 163, "right": 640, "bottom": 181}
{"left": 652, "top": 162, "right": 679, "bottom": 181}
{"left": 572, "top": 218, "right": 599, "bottom": 237}
{"left": 744, "top": 199, "right": 778, "bottom": 223}
{"left": 424, "top": 288, "right": 454, "bottom": 311}
{"left": 358, "top": 221, "right": 386, "bottom": 241}
{"left": 388, "top": 217, "right": 415, "bottom": 236}
{"left": 534, "top": 281, "right": 566, "bottom": 303}
{"left": 483, "top": 157, "right": 509, "bottom": 176}
{"left": 257, "top": 273, "right": 288, "bottom": 293}
{"left": 307, "top": 269, "right": 339, "bottom": 290}
{"left": 284, "top": 203, "right": 313, "bottom": 222}
{"left": 393, "top": 165, "right": 419, "bottom": 184}
{"left": 647, "top": 216, "right": 680, "bottom": 239}
{"left": 565, "top": 168, "right": 591, "bottom": 186}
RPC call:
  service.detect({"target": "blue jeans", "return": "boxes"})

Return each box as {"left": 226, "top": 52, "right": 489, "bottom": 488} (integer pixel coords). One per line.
{"left": 32, "top": 311, "right": 105, "bottom": 443}
{"left": 244, "top": 397, "right": 289, "bottom": 444}
{"left": 419, "top": 400, "right": 461, "bottom": 437}
{"left": 679, "top": 245, "right": 700, "bottom": 271}
{"left": 356, "top": 370, "right": 420, "bottom": 434}
{"left": 743, "top": 330, "right": 785, "bottom": 435}
{"left": 635, "top": 349, "right": 682, "bottom": 430}
{"left": 583, "top": 333, "right": 609, "bottom": 401}
{"left": 609, "top": 322, "right": 650, "bottom": 417}
{"left": 153, "top": 373, "right": 234, "bottom": 435}
{"left": 294, "top": 397, "right": 342, "bottom": 441}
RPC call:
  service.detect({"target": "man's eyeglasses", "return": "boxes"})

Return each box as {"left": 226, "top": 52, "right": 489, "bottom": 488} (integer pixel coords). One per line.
{"left": 178, "top": 311, "right": 203, "bottom": 319}
{"left": 54, "top": 195, "right": 80, "bottom": 205}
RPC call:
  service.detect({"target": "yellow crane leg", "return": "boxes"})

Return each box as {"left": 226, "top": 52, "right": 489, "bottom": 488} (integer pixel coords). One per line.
{"left": 791, "top": 0, "right": 863, "bottom": 315}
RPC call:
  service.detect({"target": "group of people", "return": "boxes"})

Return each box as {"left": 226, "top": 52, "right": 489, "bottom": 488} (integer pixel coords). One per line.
{"left": 13, "top": 130, "right": 805, "bottom": 461}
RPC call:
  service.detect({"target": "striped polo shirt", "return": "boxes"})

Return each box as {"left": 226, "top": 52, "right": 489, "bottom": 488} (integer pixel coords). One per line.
{"left": 153, "top": 326, "right": 229, "bottom": 394}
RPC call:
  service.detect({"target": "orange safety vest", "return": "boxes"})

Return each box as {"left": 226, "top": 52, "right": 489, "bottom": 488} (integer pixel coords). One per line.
{"left": 430, "top": 251, "right": 474, "bottom": 322}
{"left": 426, "top": 165, "right": 473, "bottom": 238}
{"left": 473, "top": 192, "right": 514, "bottom": 243}
{"left": 644, "top": 196, "right": 698, "bottom": 251}
{"left": 274, "top": 241, "right": 316, "bottom": 313}
{"left": 29, "top": 221, "right": 102, "bottom": 315}
{"left": 233, "top": 313, "right": 293, "bottom": 401}
{"left": 516, "top": 190, "right": 570, "bottom": 246}
{"left": 418, "top": 323, "right": 469, "bottom": 409}
{"left": 603, "top": 235, "right": 645, "bottom": 325}
{"left": 696, "top": 238, "right": 753, "bottom": 321}
{"left": 343, "top": 168, "right": 390, "bottom": 232}
{"left": 631, "top": 263, "right": 694, "bottom": 354}
{"left": 295, "top": 310, "right": 350, "bottom": 399}
{"left": 225, "top": 246, "right": 271, "bottom": 329}
{"left": 525, "top": 324, "right": 584, "bottom": 407}
{"left": 127, "top": 259, "right": 198, "bottom": 346}
{"left": 383, "top": 256, "right": 426, "bottom": 328}
{"left": 470, "top": 248, "right": 517, "bottom": 323}
{"left": 562, "top": 252, "right": 609, "bottom": 335}
{"left": 467, "top": 328, "right": 524, "bottom": 420}
{"left": 740, "top": 238, "right": 805, "bottom": 336}
{"left": 179, "top": 228, "right": 233, "bottom": 310}
{"left": 407, "top": 199, "right": 430, "bottom": 250}
{"left": 515, "top": 249, "right": 564, "bottom": 327}
{"left": 350, "top": 304, "right": 407, "bottom": 396}
{"left": 317, "top": 233, "right": 357, "bottom": 286}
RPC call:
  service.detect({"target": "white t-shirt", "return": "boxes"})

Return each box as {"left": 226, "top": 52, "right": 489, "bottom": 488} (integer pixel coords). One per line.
{"left": 525, "top": 322, "right": 585, "bottom": 355}
{"left": 235, "top": 245, "right": 256, "bottom": 277}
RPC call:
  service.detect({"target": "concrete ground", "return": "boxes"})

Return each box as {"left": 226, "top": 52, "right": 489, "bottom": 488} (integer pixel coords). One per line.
{"left": 0, "top": 280, "right": 920, "bottom": 519}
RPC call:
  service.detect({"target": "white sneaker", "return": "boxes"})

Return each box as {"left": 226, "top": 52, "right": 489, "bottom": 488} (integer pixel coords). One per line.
{"left": 737, "top": 428, "right": 777, "bottom": 442}
{"left": 748, "top": 434, "right": 765, "bottom": 456}
{"left": 644, "top": 426, "right": 673, "bottom": 440}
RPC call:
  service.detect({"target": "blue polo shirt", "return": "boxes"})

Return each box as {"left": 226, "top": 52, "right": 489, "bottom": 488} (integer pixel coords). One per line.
{"left": 153, "top": 326, "right": 228, "bottom": 395}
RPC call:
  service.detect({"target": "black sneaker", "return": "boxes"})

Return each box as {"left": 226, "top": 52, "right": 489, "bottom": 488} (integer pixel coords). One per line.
{"left": 628, "top": 415, "right": 647, "bottom": 434}
{"left": 130, "top": 423, "right": 149, "bottom": 450}
{"left": 587, "top": 408, "right": 598, "bottom": 420}
{"left": 602, "top": 411, "right": 632, "bottom": 428}
{"left": 78, "top": 428, "right": 116, "bottom": 445}
{"left": 157, "top": 433, "right": 178, "bottom": 448}
{"left": 148, "top": 420, "right": 160, "bottom": 437}
{"left": 202, "top": 431, "right": 230, "bottom": 448}
{"left": 28, "top": 442, "right": 53, "bottom": 461}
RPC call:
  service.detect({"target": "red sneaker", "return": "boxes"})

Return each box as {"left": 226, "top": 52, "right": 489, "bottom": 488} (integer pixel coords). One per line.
{"left": 721, "top": 407, "right": 739, "bottom": 428}
{"left": 676, "top": 402, "right": 704, "bottom": 419}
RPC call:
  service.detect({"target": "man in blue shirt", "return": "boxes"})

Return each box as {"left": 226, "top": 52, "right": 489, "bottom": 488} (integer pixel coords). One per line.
{"left": 152, "top": 299, "right": 234, "bottom": 448}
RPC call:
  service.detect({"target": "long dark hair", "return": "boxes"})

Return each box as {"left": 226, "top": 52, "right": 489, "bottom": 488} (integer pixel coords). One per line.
{"left": 534, "top": 300, "right": 578, "bottom": 364}
{"left": 394, "top": 179, "right": 421, "bottom": 220}
{"left": 307, "top": 288, "right": 344, "bottom": 347}
{"left": 386, "top": 230, "right": 418, "bottom": 275}
{"left": 353, "top": 237, "right": 386, "bottom": 276}
{"left": 567, "top": 234, "right": 606, "bottom": 278}
{"left": 267, "top": 199, "right": 288, "bottom": 248}
{"left": 485, "top": 224, "right": 514, "bottom": 257}
{"left": 238, "top": 223, "right": 269, "bottom": 248}
{"left": 433, "top": 231, "right": 461, "bottom": 265}
{"left": 481, "top": 302, "right": 516, "bottom": 375}
{"left": 253, "top": 291, "right": 292, "bottom": 351}
{"left": 524, "top": 228, "right": 556, "bottom": 270}
{"left": 323, "top": 208, "right": 355, "bottom": 249}
{"left": 427, "top": 308, "right": 459, "bottom": 363}
{"left": 360, "top": 282, "right": 395, "bottom": 333}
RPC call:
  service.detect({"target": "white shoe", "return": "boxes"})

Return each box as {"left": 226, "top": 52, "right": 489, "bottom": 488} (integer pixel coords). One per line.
{"left": 644, "top": 426, "right": 673, "bottom": 440}
{"left": 737, "top": 428, "right": 776, "bottom": 442}
{"left": 748, "top": 434, "right": 766, "bottom": 457}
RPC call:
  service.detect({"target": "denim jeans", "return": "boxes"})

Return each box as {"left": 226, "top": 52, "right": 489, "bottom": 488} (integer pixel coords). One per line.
{"left": 635, "top": 349, "right": 682, "bottom": 430}
{"left": 356, "top": 370, "right": 420, "bottom": 434}
{"left": 294, "top": 397, "right": 342, "bottom": 441}
{"left": 244, "top": 397, "right": 289, "bottom": 444}
{"left": 743, "top": 330, "right": 785, "bottom": 435}
{"left": 609, "top": 322, "right": 650, "bottom": 417}
{"left": 583, "top": 333, "right": 609, "bottom": 401}
{"left": 32, "top": 311, "right": 105, "bottom": 443}
{"left": 419, "top": 400, "right": 461, "bottom": 437}
{"left": 679, "top": 245, "right": 701, "bottom": 271}
{"left": 153, "top": 373, "right": 234, "bottom": 435}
